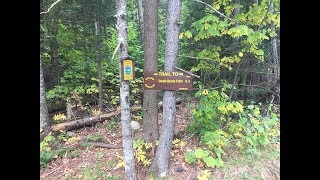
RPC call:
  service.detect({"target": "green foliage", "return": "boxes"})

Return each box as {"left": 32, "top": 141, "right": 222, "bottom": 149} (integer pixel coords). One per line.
{"left": 197, "top": 169, "right": 211, "bottom": 180}
{"left": 178, "top": 0, "right": 280, "bottom": 94}
{"left": 86, "top": 133, "right": 103, "bottom": 142}
{"left": 74, "top": 162, "right": 121, "bottom": 180}
{"left": 133, "top": 139, "right": 153, "bottom": 166}
{"left": 40, "top": 131, "right": 86, "bottom": 168}
{"left": 116, "top": 138, "right": 153, "bottom": 168}
{"left": 40, "top": 133, "right": 56, "bottom": 167}
{"left": 188, "top": 88, "right": 280, "bottom": 166}
{"left": 184, "top": 147, "right": 224, "bottom": 168}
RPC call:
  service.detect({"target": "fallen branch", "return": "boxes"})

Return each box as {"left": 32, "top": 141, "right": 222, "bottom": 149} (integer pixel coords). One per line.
{"left": 192, "top": 0, "right": 237, "bottom": 22}
{"left": 40, "top": 0, "right": 63, "bottom": 15}
{"left": 51, "top": 109, "right": 120, "bottom": 132}
{"left": 111, "top": 43, "right": 120, "bottom": 60}
{"left": 86, "top": 142, "right": 122, "bottom": 149}
{"left": 174, "top": 66, "right": 200, "bottom": 79}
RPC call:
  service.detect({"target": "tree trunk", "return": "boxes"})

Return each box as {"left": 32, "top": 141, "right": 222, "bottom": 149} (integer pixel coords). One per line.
{"left": 116, "top": 0, "right": 136, "bottom": 179}
{"left": 95, "top": 15, "right": 103, "bottom": 111}
{"left": 51, "top": 110, "right": 120, "bottom": 132}
{"left": 83, "top": 37, "right": 90, "bottom": 90}
{"left": 40, "top": 59, "right": 50, "bottom": 134}
{"left": 151, "top": 0, "right": 182, "bottom": 177}
{"left": 253, "top": 0, "right": 258, "bottom": 4}
{"left": 49, "top": 10, "right": 59, "bottom": 87}
{"left": 103, "top": 22, "right": 111, "bottom": 60}
{"left": 270, "top": 2, "right": 279, "bottom": 81}
{"left": 142, "top": 0, "right": 159, "bottom": 144}
{"left": 229, "top": 0, "right": 241, "bottom": 101}
{"left": 136, "top": 0, "right": 144, "bottom": 42}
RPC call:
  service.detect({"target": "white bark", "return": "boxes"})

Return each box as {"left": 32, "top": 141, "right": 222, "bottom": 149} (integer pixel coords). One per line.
{"left": 152, "top": 0, "right": 182, "bottom": 177}
{"left": 40, "top": 0, "right": 62, "bottom": 14}
{"left": 116, "top": 0, "right": 136, "bottom": 179}
{"left": 40, "top": 59, "right": 50, "bottom": 131}
{"left": 270, "top": 2, "right": 279, "bottom": 80}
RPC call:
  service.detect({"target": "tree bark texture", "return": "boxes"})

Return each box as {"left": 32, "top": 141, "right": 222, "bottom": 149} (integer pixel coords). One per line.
{"left": 51, "top": 110, "right": 120, "bottom": 132}
{"left": 95, "top": 15, "right": 103, "bottom": 111}
{"left": 136, "top": 0, "right": 144, "bottom": 42}
{"left": 48, "top": 10, "right": 59, "bottom": 87}
{"left": 40, "top": 60, "right": 50, "bottom": 133}
{"left": 142, "top": 0, "right": 159, "bottom": 144}
{"left": 270, "top": 2, "right": 279, "bottom": 81}
{"left": 116, "top": 0, "right": 136, "bottom": 179}
{"left": 152, "top": 0, "right": 182, "bottom": 177}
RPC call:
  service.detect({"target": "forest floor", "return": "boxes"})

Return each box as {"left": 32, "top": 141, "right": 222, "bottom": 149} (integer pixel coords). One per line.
{"left": 40, "top": 101, "right": 280, "bottom": 180}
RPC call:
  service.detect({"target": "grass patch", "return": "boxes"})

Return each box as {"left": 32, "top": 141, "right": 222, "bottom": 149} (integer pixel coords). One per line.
{"left": 63, "top": 161, "right": 122, "bottom": 180}
{"left": 86, "top": 133, "right": 103, "bottom": 142}
{"left": 67, "top": 148, "right": 85, "bottom": 158}
{"left": 210, "top": 144, "right": 280, "bottom": 179}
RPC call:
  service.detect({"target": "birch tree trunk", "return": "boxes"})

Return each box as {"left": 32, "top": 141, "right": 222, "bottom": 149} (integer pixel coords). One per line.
{"left": 116, "top": 0, "right": 136, "bottom": 179}
{"left": 95, "top": 14, "right": 103, "bottom": 111}
{"left": 142, "top": 0, "right": 159, "bottom": 144}
{"left": 151, "top": 0, "right": 181, "bottom": 177}
{"left": 40, "top": 59, "right": 50, "bottom": 134}
{"left": 83, "top": 37, "right": 89, "bottom": 89}
{"left": 270, "top": 2, "right": 279, "bottom": 80}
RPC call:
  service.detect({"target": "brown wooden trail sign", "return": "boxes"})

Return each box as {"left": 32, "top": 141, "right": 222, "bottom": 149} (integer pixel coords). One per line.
{"left": 143, "top": 71, "right": 193, "bottom": 90}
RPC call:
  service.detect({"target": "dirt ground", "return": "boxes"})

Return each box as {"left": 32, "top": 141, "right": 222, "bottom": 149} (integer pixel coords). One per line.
{"left": 40, "top": 102, "right": 280, "bottom": 180}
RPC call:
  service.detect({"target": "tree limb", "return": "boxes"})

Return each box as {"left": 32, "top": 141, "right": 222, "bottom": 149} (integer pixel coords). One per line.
{"left": 173, "top": 66, "right": 200, "bottom": 79}
{"left": 85, "top": 142, "right": 122, "bottom": 149}
{"left": 51, "top": 109, "right": 120, "bottom": 132}
{"left": 229, "top": 62, "right": 241, "bottom": 102}
{"left": 192, "top": 0, "right": 237, "bottom": 22}
{"left": 237, "top": 83, "right": 280, "bottom": 97}
{"left": 111, "top": 43, "right": 120, "bottom": 60}
{"left": 40, "top": 0, "right": 63, "bottom": 15}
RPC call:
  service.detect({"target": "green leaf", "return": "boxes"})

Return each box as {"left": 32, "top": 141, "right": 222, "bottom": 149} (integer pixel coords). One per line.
{"left": 184, "top": 31, "right": 193, "bottom": 38}
{"left": 193, "top": 20, "right": 203, "bottom": 31}
{"left": 179, "top": 32, "right": 184, "bottom": 39}
{"left": 194, "top": 148, "right": 209, "bottom": 159}
{"left": 238, "top": 52, "right": 243, "bottom": 57}
{"left": 238, "top": 25, "right": 250, "bottom": 36}
{"left": 204, "top": 23, "right": 210, "bottom": 30}
{"left": 254, "top": 124, "right": 264, "bottom": 133}
{"left": 239, "top": 117, "right": 247, "bottom": 125}
{"left": 269, "top": 31, "right": 277, "bottom": 37}
{"left": 208, "top": 28, "right": 220, "bottom": 36}
{"left": 185, "top": 151, "right": 196, "bottom": 164}
{"left": 255, "top": 49, "right": 264, "bottom": 56}
{"left": 215, "top": 157, "right": 224, "bottom": 167}
{"left": 248, "top": 105, "right": 254, "bottom": 110}
{"left": 203, "top": 156, "right": 216, "bottom": 167}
